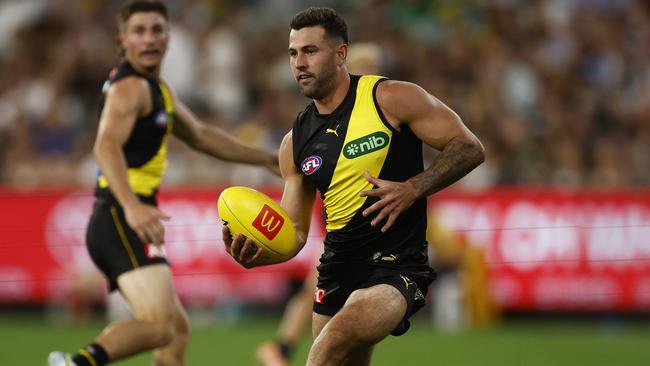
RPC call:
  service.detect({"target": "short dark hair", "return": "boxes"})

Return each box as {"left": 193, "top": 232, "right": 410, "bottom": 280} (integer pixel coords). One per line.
{"left": 290, "top": 7, "right": 348, "bottom": 44}
{"left": 118, "top": 0, "right": 168, "bottom": 31}
{"left": 116, "top": 1, "right": 168, "bottom": 56}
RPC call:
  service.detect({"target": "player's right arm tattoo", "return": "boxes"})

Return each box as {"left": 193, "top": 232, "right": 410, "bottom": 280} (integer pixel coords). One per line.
{"left": 408, "top": 137, "right": 484, "bottom": 199}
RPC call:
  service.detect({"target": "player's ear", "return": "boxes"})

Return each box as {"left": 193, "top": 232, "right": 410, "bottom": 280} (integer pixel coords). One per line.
{"left": 117, "top": 30, "right": 127, "bottom": 56}
{"left": 336, "top": 43, "right": 348, "bottom": 66}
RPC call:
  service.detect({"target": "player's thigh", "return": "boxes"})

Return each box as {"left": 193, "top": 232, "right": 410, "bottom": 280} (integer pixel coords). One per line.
{"left": 312, "top": 312, "right": 332, "bottom": 339}
{"left": 337, "top": 284, "right": 407, "bottom": 343}
{"left": 117, "top": 264, "right": 178, "bottom": 321}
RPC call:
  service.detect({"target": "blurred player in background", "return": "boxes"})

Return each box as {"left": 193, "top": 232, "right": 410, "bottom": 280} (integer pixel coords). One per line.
{"left": 427, "top": 216, "right": 499, "bottom": 331}
{"left": 255, "top": 42, "right": 383, "bottom": 366}
{"left": 226, "top": 6, "right": 484, "bottom": 366}
{"left": 47, "top": 1, "right": 278, "bottom": 366}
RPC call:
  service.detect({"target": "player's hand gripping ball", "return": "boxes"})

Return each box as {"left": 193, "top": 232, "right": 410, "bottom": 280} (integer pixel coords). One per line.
{"left": 217, "top": 186, "right": 297, "bottom": 262}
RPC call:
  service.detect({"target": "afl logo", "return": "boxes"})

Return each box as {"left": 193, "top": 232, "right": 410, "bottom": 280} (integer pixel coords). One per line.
{"left": 301, "top": 156, "right": 322, "bottom": 175}
{"left": 155, "top": 111, "right": 168, "bottom": 128}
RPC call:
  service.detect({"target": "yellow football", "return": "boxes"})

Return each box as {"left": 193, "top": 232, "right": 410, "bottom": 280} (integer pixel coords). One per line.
{"left": 217, "top": 186, "right": 297, "bottom": 262}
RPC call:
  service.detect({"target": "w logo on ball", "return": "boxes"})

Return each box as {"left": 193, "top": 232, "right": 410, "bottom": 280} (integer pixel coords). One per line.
{"left": 252, "top": 204, "right": 284, "bottom": 240}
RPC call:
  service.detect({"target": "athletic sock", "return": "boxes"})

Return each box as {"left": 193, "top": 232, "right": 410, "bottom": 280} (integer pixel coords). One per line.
{"left": 72, "top": 342, "right": 110, "bottom": 366}
{"left": 278, "top": 341, "right": 293, "bottom": 360}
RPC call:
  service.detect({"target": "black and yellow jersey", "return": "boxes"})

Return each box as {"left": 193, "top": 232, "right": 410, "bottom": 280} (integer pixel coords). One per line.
{"left": 292, "top": 75, "right": 432, "bottom": 275}
{"left": 96, "top": 61, "right": 174, "bottom": 198}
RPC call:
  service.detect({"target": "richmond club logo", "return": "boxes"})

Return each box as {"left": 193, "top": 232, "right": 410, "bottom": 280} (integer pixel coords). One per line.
{"left": 301, "top": 155, "right": 322, "bottom": 175}
{"left": 252, "top": 204, "right": 284, "bottom": 240}
{"left": 314, "top": 288, "right": 326, "bottom": 304}
{"left": 145, "top": 244, "right": 167, "bottom": 259}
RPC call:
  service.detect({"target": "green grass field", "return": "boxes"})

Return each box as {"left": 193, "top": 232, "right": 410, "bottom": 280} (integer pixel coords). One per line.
{"left": 3, "top": 313, "right": 649, "bottom": 366}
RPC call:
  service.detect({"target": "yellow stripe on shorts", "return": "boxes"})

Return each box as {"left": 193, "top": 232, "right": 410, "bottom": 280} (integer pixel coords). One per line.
{"left": 110, "top": 206, "right": 140, "bottom": 269}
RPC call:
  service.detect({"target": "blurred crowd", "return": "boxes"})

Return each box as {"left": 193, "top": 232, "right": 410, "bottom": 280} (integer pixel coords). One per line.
{"left": 0, "top": 0, "right": 648, "bottom": 190}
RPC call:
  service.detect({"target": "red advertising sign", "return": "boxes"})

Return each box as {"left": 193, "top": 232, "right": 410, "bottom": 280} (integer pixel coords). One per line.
{"left": 0, "top": 187, "right": 648, "bottom": 311}
{"left": 431, "top": 188, "right": 650, "bottom": 311}
{"left": 0, "top": 188, "right": 324, "bottom": 306}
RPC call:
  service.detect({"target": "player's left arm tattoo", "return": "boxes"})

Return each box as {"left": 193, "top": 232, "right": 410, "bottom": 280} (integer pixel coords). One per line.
{"left": 407, "top": 137, "right": 484, "bottom": 199}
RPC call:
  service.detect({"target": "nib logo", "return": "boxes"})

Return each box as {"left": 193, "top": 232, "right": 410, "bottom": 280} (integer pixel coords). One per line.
{"left": 252, "top": 204, "right": 284, "bottom": 240}
{"left": 343, "top": 131, "right": 389, "bottom": 159}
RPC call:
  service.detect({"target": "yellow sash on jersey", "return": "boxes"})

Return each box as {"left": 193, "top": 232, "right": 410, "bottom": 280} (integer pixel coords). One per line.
{"left": 324, "top": 76, "right": 392, "bottom": 231}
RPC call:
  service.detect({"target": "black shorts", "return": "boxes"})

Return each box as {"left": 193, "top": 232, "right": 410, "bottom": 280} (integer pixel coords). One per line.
{"left": 86, "top": 194, "right": 168, "bottom": 291}
{"left": 313, "top": 265, "right": 434, "bottom": 336}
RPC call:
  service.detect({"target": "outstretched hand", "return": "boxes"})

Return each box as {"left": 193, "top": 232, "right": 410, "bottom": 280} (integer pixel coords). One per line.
{"left": 359, "top": 171, "right": 419, "bottom": 233}
{"left": 222, "top": 225, "right": 263, "bottom": 268}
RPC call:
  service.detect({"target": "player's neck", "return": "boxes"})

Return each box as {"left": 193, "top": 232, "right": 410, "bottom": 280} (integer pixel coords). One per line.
{"left": 129, "top": 60, "right": 161, "bottom": 79}
{"left": 314, "top": 72, "right": 350, "bottom": 115}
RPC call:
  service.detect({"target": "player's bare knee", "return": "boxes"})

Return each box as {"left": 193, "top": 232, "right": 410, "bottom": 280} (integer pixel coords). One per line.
{"left": 150, "top": 321, "right": 175, "bottom": 347}
{"left": 140, "top": 312, "right": 176, "bottom": 346}
{"left": 315, "top": 321, "right": 362, "bottom": 357}
{"left": 152, "top": 357, "right": 182, "bottom": 366}
{"left": 172, "top": 317, "right": 190, "bottom": 346}
{"left": 312, "top": 336, "right": 347, "bottom": 363}
{"left": 176, "top": 310, "right": 191, "bottom": 338}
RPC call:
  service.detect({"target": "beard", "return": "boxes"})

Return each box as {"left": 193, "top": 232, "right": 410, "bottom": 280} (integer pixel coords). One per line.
{"left": 299, "top": 65, "right": 337, "bottom": 100}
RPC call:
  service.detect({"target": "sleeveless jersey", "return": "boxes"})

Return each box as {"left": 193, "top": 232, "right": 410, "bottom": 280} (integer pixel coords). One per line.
{"left": 96, "top": 61, "right": 174, "bottom": 197}
{"left": 292, "top": 75, "right": 431, "bottom": 274}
